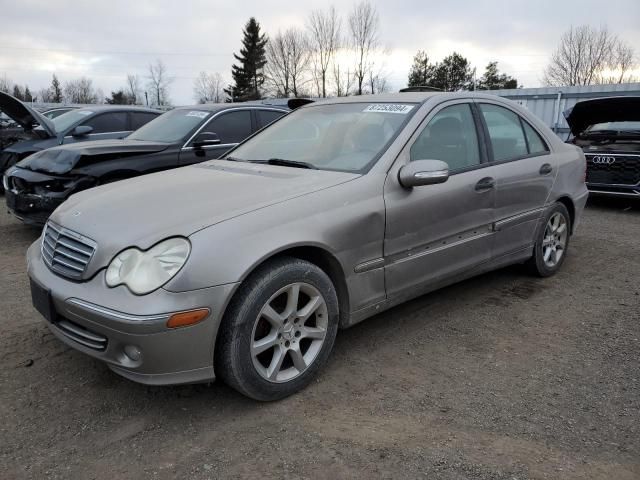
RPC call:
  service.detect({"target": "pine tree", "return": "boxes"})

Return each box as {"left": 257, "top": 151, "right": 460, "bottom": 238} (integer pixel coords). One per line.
{"left": 12, "top": 85, "right": 24, "bottom": 100}
{"left": 51, "top": 74, "right": 63, "bottom": 103}
{"left": 407, "top": 51, "right": 435, "bottom": 87}
{"left": 477, "top": 62, "right": 518, "bottom": 90}
{"left": 224, "top": 18, "right": 268, "bottom": 101}
{"left": 24, "top": 86, "right": 33, "bottom": 102}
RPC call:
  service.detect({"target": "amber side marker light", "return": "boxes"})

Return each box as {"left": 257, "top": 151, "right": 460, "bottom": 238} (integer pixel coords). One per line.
{"left": 167, "top": 308, "right": 210, "bottom": 329}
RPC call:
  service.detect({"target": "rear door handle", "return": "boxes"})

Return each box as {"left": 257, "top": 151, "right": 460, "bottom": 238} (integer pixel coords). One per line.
{"left": 539, "top": 163, "right": 553, "bottom": 175}
{"left": 475, "top": 177, "right": 495, "bottom": 192}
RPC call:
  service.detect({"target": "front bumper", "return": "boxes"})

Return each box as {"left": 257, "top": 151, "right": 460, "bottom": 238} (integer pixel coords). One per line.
{"left": 586, "top": 182, "right": 640, "bottom": 199}
{"left": 27, "top": 241, "right": 238, "bottom": 385}
{"left": 6, "top": 188, "right": 64, "bottom": 226}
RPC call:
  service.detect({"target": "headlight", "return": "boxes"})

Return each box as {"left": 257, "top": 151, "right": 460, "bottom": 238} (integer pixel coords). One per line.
{"left": 105, "top": 237, "right": 191, "bottom": 295}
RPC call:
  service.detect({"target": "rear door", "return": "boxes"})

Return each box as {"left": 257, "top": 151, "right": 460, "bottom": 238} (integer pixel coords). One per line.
{"left": 475, "top": 101, "right": 556, "bottom": 258}
{"left": 129, "top": 111, "right": 159, "bottom": 132}
{"left": 179, "top": 109, "right": 253, "bottom": 165}
{"left": 255, "top": 108, "right": 287, "bottom": 130}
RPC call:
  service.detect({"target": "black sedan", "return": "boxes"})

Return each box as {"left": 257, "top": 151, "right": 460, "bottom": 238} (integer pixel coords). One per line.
{"left": 0, "top": 91, "right": 160, "bottom": 180}
{"left": 4, "top": 103, "right": 289, "bottom": 225}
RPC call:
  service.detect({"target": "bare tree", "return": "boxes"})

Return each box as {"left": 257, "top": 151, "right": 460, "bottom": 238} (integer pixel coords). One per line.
{"left": 0, "top": 74, "right": 12, "bottom": 94}
{"left": 544, "top": 25, "right": 637, "bottom": 86}
{"left": 125, "top": 74, "right": 141, "bottom": 104}
{"left": 608, "top": 43, "right": 637, "bottom": 83}
{"left": 265, "top": 28, "right": 311, "bottom": 97}
{"left": 147, "top": 59, "right": 172, "bottom": 106}
{"left": 193, "top": 71, "right": 225, "bottom": 103}
{"left": 307, "top": 6, "right": 341, "bottom": 98}
{"left": 63, "top": 77, "right": 99, "bottom": 103}
{"left": 348, "top": 0, "right": 380, "bottom": 95}
{"left": 332, "top": 62, "right": 353, "bottom": 97}
{"left": 368, "top": 68, "right": 390, "bottom": 94}
{"left": 38, "top": 88, "right": 53, "bottom": 103}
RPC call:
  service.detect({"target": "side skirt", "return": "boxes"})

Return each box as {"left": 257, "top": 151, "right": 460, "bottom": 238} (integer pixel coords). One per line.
{"left": 343, "top": 246, "right": 533, "bottom": 329}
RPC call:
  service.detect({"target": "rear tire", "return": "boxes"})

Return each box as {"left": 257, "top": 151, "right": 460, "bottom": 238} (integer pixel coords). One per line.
{"left": 215, "top": 257, "right": 339, "bottom": 401}
{"left": 527, "top": 202, "right": 571, "bottom": 277}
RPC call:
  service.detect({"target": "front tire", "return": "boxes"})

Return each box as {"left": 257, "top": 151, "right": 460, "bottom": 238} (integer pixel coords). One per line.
{"left": 215, "top": 257, "right": 339, "bottom": 401}
{"left": 527, "top": 202, "right": 571, "bottom": 277}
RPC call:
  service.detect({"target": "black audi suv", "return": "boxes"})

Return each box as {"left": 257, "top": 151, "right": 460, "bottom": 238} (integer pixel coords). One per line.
{"left": 565, "top": 96, "right": 640, "bottom": 199}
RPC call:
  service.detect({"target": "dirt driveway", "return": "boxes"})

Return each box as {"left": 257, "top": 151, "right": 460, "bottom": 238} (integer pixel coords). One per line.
{"left": 1, "top": 198, "right": 638, "bottom": 479}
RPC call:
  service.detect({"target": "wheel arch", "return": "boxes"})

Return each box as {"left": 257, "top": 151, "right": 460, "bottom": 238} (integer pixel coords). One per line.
{"left": 222, "top": 244, "right": 351, "bottom": 331}
{"left": 554, "top": 196, "right": 576, "bottom": 234}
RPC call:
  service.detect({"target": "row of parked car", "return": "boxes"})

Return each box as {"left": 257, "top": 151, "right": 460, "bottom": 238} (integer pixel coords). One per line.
{"left": 0, "top": 92, "right": 290, "bottom": 225}
{"left": 0, "top": 89, "right": 635, "bottom": 400}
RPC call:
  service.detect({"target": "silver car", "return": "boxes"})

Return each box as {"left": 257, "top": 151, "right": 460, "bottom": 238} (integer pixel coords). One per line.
{"left": 27, "top": 93, "right": 588, "bottom": 400}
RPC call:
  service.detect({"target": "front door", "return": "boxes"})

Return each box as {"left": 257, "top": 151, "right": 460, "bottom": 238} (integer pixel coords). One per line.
{"left": 384, "top": 101, "right": 497, "bottom": 299}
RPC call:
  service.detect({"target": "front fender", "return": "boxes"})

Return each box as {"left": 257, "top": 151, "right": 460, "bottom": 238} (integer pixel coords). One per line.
{"left": 164, "top": 173, "right": 388, "bottom": 313}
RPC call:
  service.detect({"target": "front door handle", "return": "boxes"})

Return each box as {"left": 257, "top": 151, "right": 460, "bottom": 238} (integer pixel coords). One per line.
{"left": 475, "top": 177, "right": 495, "bottom": 192}
{"left": 539, "top": 163, "right": 553, "bottom": 175}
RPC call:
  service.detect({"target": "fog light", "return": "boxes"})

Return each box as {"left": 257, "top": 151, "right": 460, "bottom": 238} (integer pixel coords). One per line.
{"left": 124, "top": 345, "right": 142, "bottom": 362}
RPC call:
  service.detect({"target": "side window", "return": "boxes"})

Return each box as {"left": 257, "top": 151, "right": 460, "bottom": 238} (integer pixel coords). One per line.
{"left": 522, "top": 120, "right": 549, "bottom": 155}
{"left": 256, "top": 109, "right": 286, "bottom": 129}
{"left": 410, "top": 103, "right": 481, "bottom": 171}
{"left": 201, "top": 110, "right": 252, "bottom": 144}
{"left": 479, "top": 104, "right": 528, "bottom": 162}
{"left": 130, "top": 112, "right": 159, "bottom": 130}
{"left": 84, "top": 112, "right": 128, "bottom": 134}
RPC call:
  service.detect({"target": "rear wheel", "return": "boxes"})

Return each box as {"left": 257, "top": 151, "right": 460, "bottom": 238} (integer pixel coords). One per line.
{"left": 527, "top": 202, "right": 571, "bottom": 277}
{"left": 215, "top": 257, "right": 339, "bottom": 401}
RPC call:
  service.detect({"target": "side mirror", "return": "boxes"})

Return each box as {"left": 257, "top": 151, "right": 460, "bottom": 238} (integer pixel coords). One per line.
{"left": 398, "top": 159, "right": 449, "bottom": 188}
{"left": 193, "top": 132, "right": 221, "bottom": 149}
{"left": 71, "top": 125, "right": 93, "bottom": 137}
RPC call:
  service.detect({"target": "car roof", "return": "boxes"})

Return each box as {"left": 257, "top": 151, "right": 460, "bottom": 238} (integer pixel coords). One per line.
{"left": 305, "top": 92, "right": 515, "bottom": 106}
{"left": 72, "top": 105, "right": 161, "bottom": 114}
{"left": 172, "top": 103, "right": 289, "bottom": 112}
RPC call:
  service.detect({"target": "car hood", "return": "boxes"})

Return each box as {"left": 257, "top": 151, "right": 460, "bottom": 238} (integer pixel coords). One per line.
{"left": 51, "top": 161, "right": 359, "bottom": 273}
{"left": 564, "top": 96, "right": 640, "bottom": 135}
{"left": 0, "top": 91, "right": 56, "bottom": 136}
{"left": 17, "top": 139, "right": 172, "bottom": 174}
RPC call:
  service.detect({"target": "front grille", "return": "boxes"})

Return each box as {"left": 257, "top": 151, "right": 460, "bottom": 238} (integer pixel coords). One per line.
{"left": 586, "top": 154, "right": 640, "bottom": 185}
{"left": 56, "top": 318, "right": 108, "bottom": 351}
{"left": 41, "top": 221, "right": 97, "bottom": 280}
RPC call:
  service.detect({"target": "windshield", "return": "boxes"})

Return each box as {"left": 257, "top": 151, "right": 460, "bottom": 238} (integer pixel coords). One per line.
{"left": 586, "top": 121, "right": 640, "bottom": 133}
{"left": 51, "top": 109, "right": 95, "bottom": 132}
{"left": 226, "top": 102, "right": 417, "bottom": 172}
{"left": 127, "top": 109, "right": 211, "bottom": 143}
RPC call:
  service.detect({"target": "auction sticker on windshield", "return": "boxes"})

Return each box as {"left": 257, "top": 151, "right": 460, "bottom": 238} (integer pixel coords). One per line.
{"left": 186, "top": 111, "right": 209, "bottom": 119}
{"left": 363, "top": 104, "right": 414, "bottom": 114}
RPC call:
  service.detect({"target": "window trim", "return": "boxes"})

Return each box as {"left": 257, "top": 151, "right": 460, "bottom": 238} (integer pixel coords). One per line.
{"left": 475, "top": 101, "right": 551, "bottom": 166}
{"left": 406, "top": 100, "right": 485, "bottom": 176}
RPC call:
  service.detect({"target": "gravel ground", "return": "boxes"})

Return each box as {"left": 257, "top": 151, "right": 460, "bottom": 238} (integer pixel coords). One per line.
{"left": 0, "top": 197, "right": 638, "bottom": 480}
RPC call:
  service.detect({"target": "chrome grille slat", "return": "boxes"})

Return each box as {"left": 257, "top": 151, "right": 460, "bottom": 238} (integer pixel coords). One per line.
{"left": 40, "top": 221, "right": 97, "bottom": 280}
{"left": 53, "top": 246, "right": 88, "bottom": 264}
{"left": 56, "top": 238, "right": 93, "bottom": 256}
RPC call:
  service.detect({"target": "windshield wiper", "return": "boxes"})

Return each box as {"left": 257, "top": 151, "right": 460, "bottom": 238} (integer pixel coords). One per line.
{"left": 265, "top": 158, "right": 317, "bottom": 169}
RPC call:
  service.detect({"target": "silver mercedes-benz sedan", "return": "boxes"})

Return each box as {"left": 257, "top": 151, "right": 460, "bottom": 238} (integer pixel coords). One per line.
{"left": 27, "top": 93, "right": 588, "bottom": 400}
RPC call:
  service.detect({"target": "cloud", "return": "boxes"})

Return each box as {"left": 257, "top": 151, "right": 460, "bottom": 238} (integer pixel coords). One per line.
{"left": 0, "top": 0, "right": 638, "bottom": 103}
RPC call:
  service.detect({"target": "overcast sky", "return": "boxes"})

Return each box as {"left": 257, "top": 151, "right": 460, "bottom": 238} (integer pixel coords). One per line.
{"left": 1, "top": 0, "right": 639, "bottom": 104}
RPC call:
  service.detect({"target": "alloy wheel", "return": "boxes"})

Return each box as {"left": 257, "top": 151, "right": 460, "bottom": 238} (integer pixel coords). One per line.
{"left": 250, "top": 282, "right": 328, "bottom": 383}
{"left": 542, "top": 212, "right": 568, "bottom": 268}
